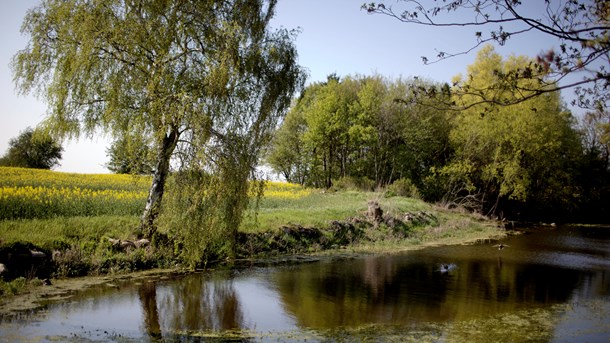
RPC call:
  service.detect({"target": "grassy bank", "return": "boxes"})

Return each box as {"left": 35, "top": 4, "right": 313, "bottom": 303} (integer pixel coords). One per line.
{"left": 0, "top": 166, "right": 505, "bottom": 295}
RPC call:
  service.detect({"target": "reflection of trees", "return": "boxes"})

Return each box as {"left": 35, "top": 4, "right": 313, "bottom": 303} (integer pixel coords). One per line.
{"left": 274, "top": 252, "right": 596, "bottom": 329}
{"left": 138, "top": 282, "right": 162, "bottom": 340}
{"left": 157, "top": 272, "right": 244, "bottom": 334}
{"left": 362, "top": 256, "right": 398, "bottom": 296}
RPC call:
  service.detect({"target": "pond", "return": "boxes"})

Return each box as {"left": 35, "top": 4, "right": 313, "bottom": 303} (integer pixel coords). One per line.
{"left": 1, "top": 225, "right": 609, "bottom": 342}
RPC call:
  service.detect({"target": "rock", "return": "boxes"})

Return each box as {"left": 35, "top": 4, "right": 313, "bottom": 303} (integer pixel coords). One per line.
{"left": 120, "top": 240, "right": 135, "bottom": 250}
{"left": 134, "top": 239, "right": 150, "bottom": 249}
{"left": 366, "top": 201, "right": 383, "bottom": 223}
{"left": 52, "top": 250, "right": 62, "bottom": 261}
{"left": 329, "top": 220, "right": 362, "bottom": 245}
{"left": 0, "top": 263, "right": 7, "bottom": 276}
{"left": 382, "top": 214, "right": 397, "bottom": 228}
{"left": 0, "top": 244, "right": 52, "bottom": 280}
{"left": 109, "top": 237, "right": 149, "bottom": 250}
{"left": 30, "top": 250, "right": 46, "bottom": 258}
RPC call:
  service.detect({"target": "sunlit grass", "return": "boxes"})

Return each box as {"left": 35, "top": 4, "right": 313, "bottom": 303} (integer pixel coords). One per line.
{"left": 0, "top": 168, "right": 503, "bottom": 264}
{"left": 244, "top": 190, "right": 367, "bottom": 232}
{"left": 0, "top": 215, "right": 140, "bottom": 249}
{"left": 244, "top": 188, "right": 450, "bottom": 233}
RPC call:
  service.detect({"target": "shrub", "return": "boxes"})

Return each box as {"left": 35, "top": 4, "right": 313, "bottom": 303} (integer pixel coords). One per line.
{"left": 333, "top": 176, "right": 376, "bottom": 192}
{"left": 0, "top": 277, "right": 27, "bottom": 296}
{"left": 386, "top": 178, "right": 420, "bottom": 198}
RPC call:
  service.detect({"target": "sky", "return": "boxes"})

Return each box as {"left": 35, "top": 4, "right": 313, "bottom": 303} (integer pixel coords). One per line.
{"left": 0, "top": 0, "right": 570, "bottom": 174}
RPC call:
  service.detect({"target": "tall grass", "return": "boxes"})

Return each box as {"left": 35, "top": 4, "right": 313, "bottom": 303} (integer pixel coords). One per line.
{"left": 0, "top": 215, "right": 140, "bottom": 249}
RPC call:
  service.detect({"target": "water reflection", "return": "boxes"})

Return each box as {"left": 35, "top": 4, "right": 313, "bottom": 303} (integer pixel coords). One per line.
{"left": 272, "top": 226, "right": 609, "bottom": 329}
{"left": 138, "top": 281, "right": 161, "bottom": 340}
{"left": 157, "top": 271, "right": 244, "bottom": 333}
{"left": 0, "top": 225, "right": 608, "bottom": 341}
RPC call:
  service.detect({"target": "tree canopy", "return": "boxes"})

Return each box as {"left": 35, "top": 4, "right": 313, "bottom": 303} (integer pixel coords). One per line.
{"left": 267, "top": 75, "right": 452, "bottom": 191}
{"left": 438, "top": 46, "right": 582, "bottom": 215}
{"left": 363, "top": 0, "right": 610, "bottom": 110}
{"left": 0, "top": 127, "right": 63, "bottom": 169}
{"left": 13, "top": 0, "right": 304, "bottom": 238}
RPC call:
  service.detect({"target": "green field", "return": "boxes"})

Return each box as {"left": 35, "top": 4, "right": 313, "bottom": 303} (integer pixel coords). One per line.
{"left": 0, "top": 166, "right": 503, "bottom": 280}
{"left": 0, "top": 167, "right": 325, "bottom": 247}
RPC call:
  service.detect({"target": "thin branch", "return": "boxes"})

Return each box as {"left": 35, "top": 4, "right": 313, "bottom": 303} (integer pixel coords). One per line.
{"left": 400, "top": 77, "right": 600, "bottom": 112}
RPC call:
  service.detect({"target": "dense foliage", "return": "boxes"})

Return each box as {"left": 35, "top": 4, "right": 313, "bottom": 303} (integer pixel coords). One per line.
{"left": 267, "top": 74, "right": 452, "bottom": 190}
{"left": 0, "top": 127, "right": 63, "bottom": 169}
{"left": 440, "top": 46, "right": 584, "bottom": 217}
{"left": 268, "top": 47, "right": 610, "bottom": 221}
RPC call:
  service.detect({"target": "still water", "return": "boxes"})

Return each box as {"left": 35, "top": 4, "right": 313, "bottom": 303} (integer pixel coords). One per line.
{"left": 1, "top": 225, "right": 609, "bottom": 342}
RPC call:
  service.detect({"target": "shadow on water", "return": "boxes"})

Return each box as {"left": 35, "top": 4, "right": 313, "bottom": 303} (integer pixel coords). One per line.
{"left": 0, "top": 225, "right": 609, "bottom": 342}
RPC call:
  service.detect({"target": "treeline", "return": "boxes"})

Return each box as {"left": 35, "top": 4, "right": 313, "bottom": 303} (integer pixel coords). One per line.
{"left": 267, "top": 47, "right": 610, "bottom": 222}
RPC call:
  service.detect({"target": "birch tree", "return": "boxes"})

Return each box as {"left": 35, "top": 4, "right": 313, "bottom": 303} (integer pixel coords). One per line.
{"left": 13, "top": 0, "right": 304, "bottom": 237}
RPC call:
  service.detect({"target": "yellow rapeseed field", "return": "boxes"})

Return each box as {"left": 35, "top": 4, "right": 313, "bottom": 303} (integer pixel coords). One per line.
{"left": 0, "top": 167, "right": 150, "bottom": 219}
{"left": 0, "top": 166, "right": 150, "bottom": 191}
{"left": 0, "top": 167, "right": 312, "bottom": 220}
{"left": 261, "top": 181, "right": 314, "bottom": 199}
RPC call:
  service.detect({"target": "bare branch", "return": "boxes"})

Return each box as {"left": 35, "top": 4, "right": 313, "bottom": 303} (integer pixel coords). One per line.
{"left": 363, "top": 0, "right": 610, "bottom": 108}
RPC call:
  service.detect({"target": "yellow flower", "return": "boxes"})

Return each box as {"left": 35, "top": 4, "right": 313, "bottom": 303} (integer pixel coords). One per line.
{"left": 0, "top": 166, "right": 149, "bottom": 219}
{"left": 262, "top": 181, "right": 314, "bottom": 199}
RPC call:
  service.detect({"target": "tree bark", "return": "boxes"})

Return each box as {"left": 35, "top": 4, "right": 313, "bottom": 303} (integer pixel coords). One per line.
{"left": 140, "top": 128, "right": 179, "bottom": 238}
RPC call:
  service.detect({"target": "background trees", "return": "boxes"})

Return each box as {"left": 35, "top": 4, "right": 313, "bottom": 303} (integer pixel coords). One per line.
{"left": 13, "top": 0, "right": 304, "bottom": 239}
{"left": 0, "top": 127, "right": 63, "bottom": 169}
{"left": 106, "top": 134, "right": 155, "bottom": 175}
{"left": 267, "top": 75, "right": 451, "bottom": 191}
{"left": 267, "top": 47, "right": 604, "bottom": 220}
{"left": 436, "top": 46, "right": 582, "bottom": 218}
{"left": 357, "top": 1, "right": 610, "bottom": 220}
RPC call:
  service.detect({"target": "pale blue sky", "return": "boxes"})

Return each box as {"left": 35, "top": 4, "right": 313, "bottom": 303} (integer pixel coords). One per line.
{"left": 0, "top": 0, "right": 570, "bottom": 173}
